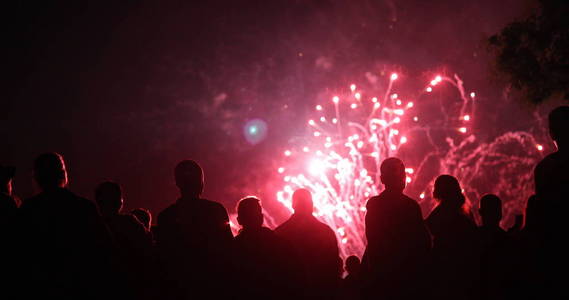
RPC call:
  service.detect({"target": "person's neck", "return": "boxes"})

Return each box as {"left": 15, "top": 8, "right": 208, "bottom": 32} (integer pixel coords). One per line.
{"left": 180, "top": 191, "right": 200, "bottom": 199}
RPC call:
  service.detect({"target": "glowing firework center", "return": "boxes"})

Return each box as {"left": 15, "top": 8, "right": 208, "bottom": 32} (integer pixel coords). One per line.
{"left": 276, "top": 73, "right": 477, "bottom": 260}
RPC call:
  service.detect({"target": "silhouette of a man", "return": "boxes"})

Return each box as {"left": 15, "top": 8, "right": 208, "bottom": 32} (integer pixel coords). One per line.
{"left": 478, "top": 194, "right": 510, "bottom": 299}
{"left": 275, "top": 188, "right": 341, "bottom": 299}
{"left": 17, "top": 153, "right": 119, "bottom": 299}
{"left": 533, "top": 106, "right": 569, "bottom": 296}
{"left": 156, "top": 160, "right": 233, "bottom": 300}
{"left": 234, "top": 197, "right": 296, "bottom": 299}
{"left": 362, "top": 157, "right": 431, "bottom": 299}
{"left": 131, "top": 208, "right": 152, "bottom": 231}
{"left": 534, "top": 106, "right": 569, "bottom": 202}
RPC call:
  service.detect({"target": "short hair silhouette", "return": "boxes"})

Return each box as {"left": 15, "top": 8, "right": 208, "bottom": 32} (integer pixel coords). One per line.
{"left": 380, "top": 157, "right": 406, "bottom": 191}
{"left": 548, "top": 106, "right": 569, "bottom": 147}
{"left": 479, "top": 194, "right": 502, "bottom": 227}
{"left": 345, "top": 255, "right": 361, "bottom": 275}
{"left": 292, "top": 188, "right": 313, "bottom": 215}
{"left": 175, "top": 160, "right": 204, "bottom": 197}
{"left": 237, "top": 196, "right": 263, "bottom": 228}
{"left": 33, "top": 152, "right": 68, "bottom": 190}
{"left": 95, "top": 181, "right": 123, "bottom": 216}
{"left": 131, "top": 208, "right": 152, "bottom": 230}
{"left": 433, "top": 174, "right": 465, "bottom": 208}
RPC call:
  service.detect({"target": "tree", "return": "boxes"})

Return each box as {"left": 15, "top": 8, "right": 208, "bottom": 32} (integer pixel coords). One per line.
{"left": 489, "top": 0, "right": 569, "bottom": 104}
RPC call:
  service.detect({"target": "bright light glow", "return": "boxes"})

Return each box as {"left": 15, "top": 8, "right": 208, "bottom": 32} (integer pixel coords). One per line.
{"left": 374, "top": 102, "right": 380, "bottom": 109}
{"left": 459, "top": 127, "right": 467, "bottom": 133}
{"left": 333, "top": 96, "right": 340, "bottom": 103}
{"left": 316, "top": 105, "right": 323, "bottom": 111}
{"left": 536, "top": 144, "right": 543, "bottom": 151}
{"left": 284, "top": 150, "right": 291, "bottom": 156}
{"left": 400, "top": 136, "right": 408, "bottom": 144}
{"left": 405, "top": 168, "right": 414, "bottom": 174}
{"left": 470, "top": 92, "right": 476, "bottom": 98}
{"left": 435, "top": 75, "right": 442, "bottom": 82}
{"left": 314, "top": 132, "right": 321, "bottom": 137}
{"left": 308, "top": 119, "right": 315, "bottom": 126}
{"left": 303, "top": 147, "right": 310, "bottom": 152}
{"left": 332, "top": 118, "right": 338, "bottom": 124}
{"left": 355, "top": 92, "right": 361, "bottom": 100}
{"left": 390, "top": 73, "right": 398, "bottom": 80}
{"left": 391, "top": 93, "right": 398, "bottom": 100}
{"left": 309, "top": 159, "right": 326, "bottom": 175}
{"left": 350, "top": 84, "right": 356, "bottom": 92}
{"left": 420, "top": 193, "right": 425, "bottom": 199}
{"left": 320, "top": 116, "right": 326, "bottom": 122}
{"left": 278, "top": 167, "right": 285, "bottom": 173}
{"left": 426, "top": 87, "right": 433, "bottom": 92}
{"left": 413, "top": 116, "right": 419, "bottom": 122}
{"left": 407, "top": 102, "right": 414, "bottom": 108}
{"left": 351, "top": 103, "right": 358, "bottom": 109}
{"left": 396, "top": 99, "right": 402, "bottom": 106}
{"left": 372, "top": 97, "right": 378, "bottom": 103}
{"left": 390, "top": 145, "right": 397, "bottom": 150}
{"left": 430, "top": 80, "right": 438, "bottom": 86}
{"left": 394, "top": 117, "right": 401, "bottom": 123}
{"left": 394, "top": 109, "right": 404, "bottom": 115}
{"left": 406, "top": 176, "right": 412, "bottom": 183}
{"left": 463, "top": 115, "right": 470, "bottom": 121}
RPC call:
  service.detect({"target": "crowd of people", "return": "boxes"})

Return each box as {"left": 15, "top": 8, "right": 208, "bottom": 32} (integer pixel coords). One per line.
{"left": 0, "top": 105, "right": 567, "bottom": 300}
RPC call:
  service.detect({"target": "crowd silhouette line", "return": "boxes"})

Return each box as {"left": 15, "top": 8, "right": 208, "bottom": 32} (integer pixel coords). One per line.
{"left": 1, "top": 105, "right": 568, "bottom": 299}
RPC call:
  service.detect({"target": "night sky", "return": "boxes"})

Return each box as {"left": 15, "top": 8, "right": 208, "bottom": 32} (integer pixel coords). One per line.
{"left": 3, "top": 0, "right": 543, "bottom": 222}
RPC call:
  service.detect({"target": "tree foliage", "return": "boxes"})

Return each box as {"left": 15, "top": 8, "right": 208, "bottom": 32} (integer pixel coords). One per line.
{"left": 489, "top": 0, "right": 569, "bottom": 104}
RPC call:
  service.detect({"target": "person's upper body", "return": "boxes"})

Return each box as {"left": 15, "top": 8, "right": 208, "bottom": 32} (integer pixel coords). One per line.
{"left": 17, "top": 153, "right": 119, "bottom": 299}
{"left": 275, "top": 188, "right": 341, "bottom": 298}
{"left": 234, "top": 197, "right": 297, "bottom": 299}
{"left": 425, "top": 174, "right": 480, "bottom": 300}
{"left": 477, "top": 194, "right": 512, "bottom": 300}
{"left": 95, "top": 181, "right": 152, "bottom": 257}
{"left": 534, "top": 106, "right": 569, "bottom": 207}
{"left": 155, "top": 160, "right": 233, "bottom": 299}
{"left": 362, "top": 158, "right": 431, "bottom": 299}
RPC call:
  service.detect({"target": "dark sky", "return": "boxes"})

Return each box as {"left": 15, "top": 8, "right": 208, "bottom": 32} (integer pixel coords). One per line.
{"left": 3, "top": 0, "right": 534, "bottom": 220}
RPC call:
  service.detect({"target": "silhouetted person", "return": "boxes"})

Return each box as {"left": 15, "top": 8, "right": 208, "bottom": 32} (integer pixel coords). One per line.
{"left": 156, "top": 160, "right": 234, "bottom": 300}
{"left": 234, "top": 197, "right": 297, "bottom": 299}
{"left": 362, "top": 157, "right": 431, "bottom": 299}
{"left": 131, "top": 208, "right": 152, "bottom": 231}
{"left": 0, "top": 164, "right": 18, "bottom": 222}
{"left": 341, "top": 255, "right": 362, "bottom": 299}
{"left": 478, "top": 194, "right": 511, "bottom": 300}
{"left": 275, "top": 188, "right": 341, "bottom": 299}
{"left": 533, "top": 106, "right": 569, "bottom": 296}
{"left": 17, "top": 153, "right": 120, "bottom": 299}
{"left": 425, "top": 174, "right": 479, "bottom": 300}
{"left": 96, "top": 181, "right": 152, "bottom": 253}
{"left": 95, "top": 181, "right": 153, "bottom": 298}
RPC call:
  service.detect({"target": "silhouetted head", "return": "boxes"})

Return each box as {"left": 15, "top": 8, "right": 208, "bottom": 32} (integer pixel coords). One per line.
{"left": 237, "top": 196, "right": 264, "bottom": 229}
{"left": 380, "top": 157, "right": 406, "bottom": 192}
{"left": 549, "top": 106, "right": 569, "bottom": 149}
{"left": 433, "top": 175, "right": 465, "bottom": 209}
{"left": 479, "top": 194, "right": 502, "bottom": 227}
{"left": 95, "top": 181, "right": 123, "bottom": 217}
{"left": 33, "top": 152, "right": 68, "bottom": 191}
{"left": 292, "top": 188, "right": 313, "bottom": 216}
{"left": 175, "top": 160, "right": 204, "bottom": 198}
{"left": 0, "top": 164, "right": 15, "bottom": 194}
{"left": 345, "top": 255, "right": 361, "bottom": 275}
{"left": 524, "top": 194, "right": 542, "bottom": 231}
{"left": 131, "top": 208, "right": 152, "bottom": 230}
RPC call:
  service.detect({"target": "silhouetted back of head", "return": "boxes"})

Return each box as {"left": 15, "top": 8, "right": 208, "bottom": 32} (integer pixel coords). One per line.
{"left": 433, "top": 175, "right": 465, "bottom": 209}
{"left": 479, "top": 194, "right": 502, "bottom": 227}
{"left": 292, "top": 188, "right": 313, "bottom": 216}
{"left": 175, "top": 160, "right": 203, "bottom": 198}
{"left": 131, "top": 208, "right": 152, "bottom": 230}
{"left": 345, "top": 255, "right": 361, "bottom": 275}
{"left": 549, "top": 106, "right": 569, "bottom": 148}
{"left": 237, "top": 196, "right": 263, "bottom": 229}
{"left": 95, "top": 181, "right": 123, "bottom": 216}
{"left": 33, "top": 152, "right": 68, "bottom": 190}
{"left": 380, "top": 157, "right": 406, "bottom": 191}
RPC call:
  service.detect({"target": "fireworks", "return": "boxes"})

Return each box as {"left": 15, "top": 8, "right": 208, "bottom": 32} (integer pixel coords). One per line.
{"left": 273, "top": 71, "right": 542, "bottom": 261}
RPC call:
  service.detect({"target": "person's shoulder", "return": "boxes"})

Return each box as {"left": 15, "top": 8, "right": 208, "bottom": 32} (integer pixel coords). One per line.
{"left": 535, "top": 151, "right": 562, "bottom": 173}
{"left": 157, "top": 202, "right": 178, "bottom": 224}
